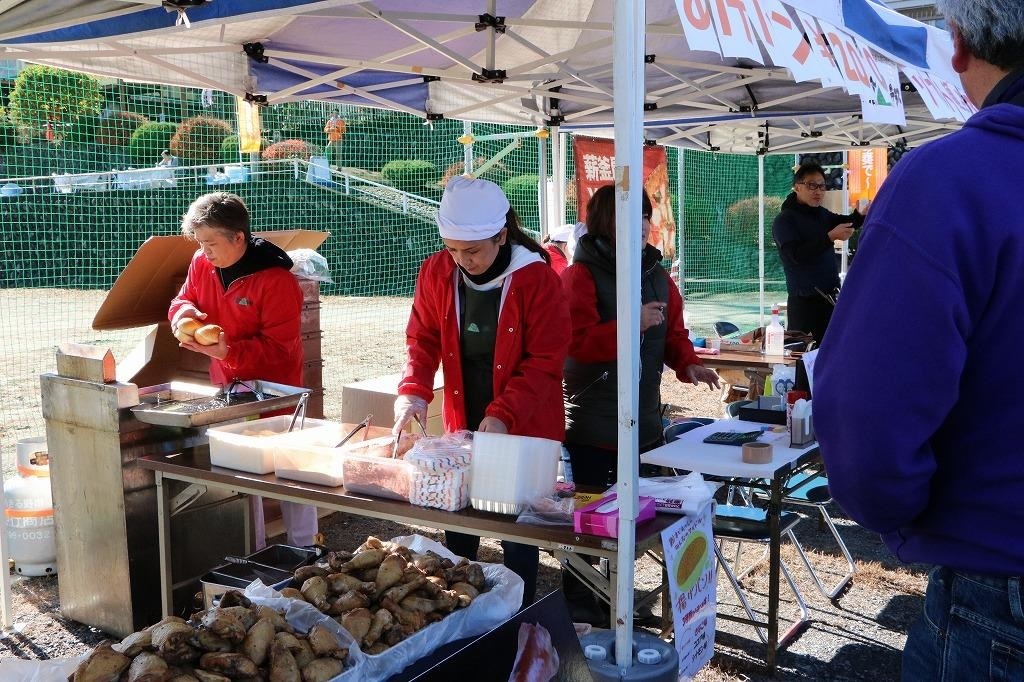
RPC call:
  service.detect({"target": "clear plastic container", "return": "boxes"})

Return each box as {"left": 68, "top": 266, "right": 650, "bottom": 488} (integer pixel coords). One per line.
{"left": 341, "top": 453, "right": 413, "bottom": 501}
{"left": 272, "top": 423, "right": 351, "bottom": 487}
{"left": 207, "top": 415, "right": 335, "bottom": 474}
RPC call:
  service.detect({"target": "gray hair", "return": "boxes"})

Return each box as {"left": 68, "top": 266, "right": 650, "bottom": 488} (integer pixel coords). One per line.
{"left": 937, "top": 0, "right": 1024, "bottom": 71}
{"left": 181, "top": 192, "right": 251, "bottom": 239}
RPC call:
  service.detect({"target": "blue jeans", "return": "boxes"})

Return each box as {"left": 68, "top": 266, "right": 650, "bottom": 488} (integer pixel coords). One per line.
{"left": 903, "top": 567, "right": 1024, "bottom": 681}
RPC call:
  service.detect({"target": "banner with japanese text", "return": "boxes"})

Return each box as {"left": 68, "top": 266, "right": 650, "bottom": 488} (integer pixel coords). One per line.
{"left": 661, "top": 502, "right": 716, "bottom": 679}
{"left": 847, "top": 148, "right": 888, "bottom": 209}
{"left": 573, "top": 137, "right": 677, "bottom": 261}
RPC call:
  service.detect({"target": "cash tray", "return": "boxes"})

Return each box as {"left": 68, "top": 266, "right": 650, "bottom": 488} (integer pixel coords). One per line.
{"left": 130, "top": 380, "right": 311, "bottom": 427}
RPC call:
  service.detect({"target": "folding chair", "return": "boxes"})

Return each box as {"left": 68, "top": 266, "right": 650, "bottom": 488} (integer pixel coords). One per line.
{"left": 752, "top": 471, "right": 856, "bottom": 600}
{"left": 713, "top": 505, "right": 810, "bottom": 647}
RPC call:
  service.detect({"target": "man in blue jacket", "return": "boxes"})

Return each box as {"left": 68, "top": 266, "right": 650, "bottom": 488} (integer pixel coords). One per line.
{"left": 814, "top": 1, "right": 1024, "bottom": 678}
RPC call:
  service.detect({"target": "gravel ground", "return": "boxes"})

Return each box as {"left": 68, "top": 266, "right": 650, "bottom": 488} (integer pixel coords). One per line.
{"left": 0, "top": 290, "right": 928, "bottom": 679}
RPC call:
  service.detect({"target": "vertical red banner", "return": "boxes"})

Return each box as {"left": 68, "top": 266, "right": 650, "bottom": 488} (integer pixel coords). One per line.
{"left": 573, "top": 137, "right": 676, "bottom": 260}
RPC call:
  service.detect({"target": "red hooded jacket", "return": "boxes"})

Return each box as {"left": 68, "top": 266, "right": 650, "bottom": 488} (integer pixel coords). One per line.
{"left": 397, "top": 249, "right": 569, "bottom": 441}
{"left": 169, "top": 249, "right": 303, "bottom": 387}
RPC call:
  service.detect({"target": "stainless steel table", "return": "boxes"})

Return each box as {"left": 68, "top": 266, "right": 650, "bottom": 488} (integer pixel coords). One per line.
{"left": 138, "top": 447, "right": 675, "bottom": 626}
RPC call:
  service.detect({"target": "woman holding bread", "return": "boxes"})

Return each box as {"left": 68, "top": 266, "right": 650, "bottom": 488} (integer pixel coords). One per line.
{"left": 393, "top": 176, "right": 570, "bottom": 606}
{"left": 169, "top": 191, "right": 316, "bottom": 549}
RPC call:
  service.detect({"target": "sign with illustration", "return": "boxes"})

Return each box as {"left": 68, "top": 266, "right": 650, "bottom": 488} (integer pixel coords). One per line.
{"left": 573, "top": 137, "right": 677, "bottom": 261}
{"left": 660, "top": 501, "right": 716, "bottom": 678}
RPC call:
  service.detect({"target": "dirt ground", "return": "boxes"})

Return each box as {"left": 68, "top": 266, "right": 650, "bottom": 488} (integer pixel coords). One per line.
{"left": 0, "top": 290, "right": 928, "bottom": 680}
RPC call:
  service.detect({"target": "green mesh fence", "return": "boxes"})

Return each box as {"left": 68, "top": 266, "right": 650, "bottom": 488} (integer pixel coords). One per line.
{"left": 1, "top": 62, "right": 806, "bottom": 454}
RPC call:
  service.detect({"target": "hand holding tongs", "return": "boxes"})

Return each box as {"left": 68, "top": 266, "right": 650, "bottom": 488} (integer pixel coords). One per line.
{"left": 335, "top": 414, "right": 372, "bottom": 448}
{"left": 390, "top": 414, "right": 428, "bottom": 458}
{"left": 286, "top": 392, "right": 309, "bottom": 433}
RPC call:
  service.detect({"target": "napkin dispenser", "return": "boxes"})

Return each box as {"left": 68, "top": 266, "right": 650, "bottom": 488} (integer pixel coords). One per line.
{"left": 790, "top": 399, "right": 815, "bottom": 447}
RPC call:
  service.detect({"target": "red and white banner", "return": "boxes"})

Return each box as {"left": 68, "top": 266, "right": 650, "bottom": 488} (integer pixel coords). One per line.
{"left": 573, "top": 137, "right": 677, "bottom": 261}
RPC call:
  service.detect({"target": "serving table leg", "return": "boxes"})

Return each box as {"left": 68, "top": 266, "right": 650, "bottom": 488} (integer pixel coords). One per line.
{"left": 155, "top": 471, "right": 173, "bottom": 618}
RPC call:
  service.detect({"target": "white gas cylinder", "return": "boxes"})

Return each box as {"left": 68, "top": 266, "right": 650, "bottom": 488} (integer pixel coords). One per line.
{"left": 4, "top": 437, "right": 57, "bottom": 576}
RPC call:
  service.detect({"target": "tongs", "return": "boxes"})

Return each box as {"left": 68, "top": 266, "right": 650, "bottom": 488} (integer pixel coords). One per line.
{"left": 286, "top": 392, "right": 309, "bottom": 433}
{"left": 390, "top": 414, "right": 428, "bottom": 458}
{"left": 334, "top": 414, "right": 372, "bottom": 448}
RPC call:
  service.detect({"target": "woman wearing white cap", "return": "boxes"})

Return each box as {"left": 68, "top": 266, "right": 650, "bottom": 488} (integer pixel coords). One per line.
{"left": 393, "top": 176, "right": 570, "bottom": 605}
{"left": 541, "top": 224, "right": 576, "bottom": 275}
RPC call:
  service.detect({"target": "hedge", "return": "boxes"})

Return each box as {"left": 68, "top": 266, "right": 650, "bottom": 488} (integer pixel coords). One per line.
{"left": 381, "top": 159, "right": 438, "bottom": 194}
{"left": 129, "top": 122, "right": 178, "bottom": 165}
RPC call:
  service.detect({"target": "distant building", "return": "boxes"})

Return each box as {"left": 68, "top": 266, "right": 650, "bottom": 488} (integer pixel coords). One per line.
{"left": 884, "top": 1, "right": 944, "bottom": 28}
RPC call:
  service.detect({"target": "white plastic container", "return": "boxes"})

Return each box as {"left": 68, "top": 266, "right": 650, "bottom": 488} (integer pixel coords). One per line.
{"left": 208, "top": 416, "right": 335, "bottom": 474}
{"left": 341, "top": 453, "right": 413, "bottom": 501}
{"left": 4, "top": 437, "right": 57, "bottom": 576}
{"left": 272, "top": 423, "right": 350, "bottom": 487}
{"left": 470, "top": 432, "right": 560, "bottom": 515}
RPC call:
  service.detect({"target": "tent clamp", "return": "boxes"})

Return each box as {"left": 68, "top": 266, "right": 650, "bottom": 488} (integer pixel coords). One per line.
{"left": 902, "top": 81, "right": 918, "bottom": 93}
{"left": 426, "top": 112, "right": 444, "bottom": 121}
{"left": 801, "top": 131, "right": 823, "bottom": 138}
{"left": 243, "top": 42, "right": 268, "bottom": 64}
{"left": 475, "top": 14, "right": 507, "bottom": 34}
{"left": 643, "top": 102, "right": 658, "bottom": 111}
{"left": 545, "top": 115, "right": 565, "bottom": 126}
{"left": 472, "top": 69, "right": 507, "bottom": 84}
{"left": 422, "top": 75, "right": 440, "bottom": 83}
{"left": 644, "top": 139, "right": 657, "bottom": 147}
{"left": 644, "top": 54, "right": 656, "bottom": 64}
{"left": 244, "top": 93, "right": 268, "bottom": 107}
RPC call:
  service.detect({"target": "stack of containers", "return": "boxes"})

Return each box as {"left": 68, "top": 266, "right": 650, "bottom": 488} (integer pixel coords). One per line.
{"left": 405, "top": 432, "right": 473, "bottom": 511}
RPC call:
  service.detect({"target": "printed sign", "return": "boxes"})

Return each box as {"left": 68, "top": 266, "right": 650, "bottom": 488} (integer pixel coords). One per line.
{"left": 572, "top": 137, "right": 677, "bottom": 261}
{"left": 859, "top": 59, "right": 906, "bottom": 125}
{"left": 661, "top": 502, "right": 716, "bottom": 679}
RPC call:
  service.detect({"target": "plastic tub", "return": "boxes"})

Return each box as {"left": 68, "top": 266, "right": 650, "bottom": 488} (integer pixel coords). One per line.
{"left": 342, "top": 453, "right": 413, "bottom": 501}
{"left": 469, "top": 432, "right": 560, "bottom": 515}
{"left": 273, "top": 425, "right": 349, "bottom": 487}
{"left": 200, "top": 562, "right": 293, "bottom": 608}
{"left": 207, "top": 415, "right": 335, "bottom": 474}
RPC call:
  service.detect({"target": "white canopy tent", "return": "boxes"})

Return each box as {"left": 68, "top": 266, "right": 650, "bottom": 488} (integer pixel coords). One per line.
{"left": 1, "top": 0, "right": 966, "bottom": 672}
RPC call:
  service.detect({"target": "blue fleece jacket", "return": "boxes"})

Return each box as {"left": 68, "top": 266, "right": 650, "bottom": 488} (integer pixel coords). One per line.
{"left": 814, "top": 72, "right": 1024, "bottom": 576}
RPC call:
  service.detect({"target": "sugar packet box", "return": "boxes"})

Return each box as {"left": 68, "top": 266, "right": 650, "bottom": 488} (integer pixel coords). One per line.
{"left": 573, "top": 493, "right": 656, "bottom": 539}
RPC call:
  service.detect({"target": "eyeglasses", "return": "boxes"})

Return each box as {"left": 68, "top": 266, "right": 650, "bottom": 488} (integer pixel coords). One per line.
{"left": 798, "top": 181, "right": 827, "bottom": 191}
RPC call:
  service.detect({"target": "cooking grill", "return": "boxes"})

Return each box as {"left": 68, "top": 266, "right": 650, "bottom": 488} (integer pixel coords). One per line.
{"left": 131, "top": 380, "right": 310, "bottom": 427}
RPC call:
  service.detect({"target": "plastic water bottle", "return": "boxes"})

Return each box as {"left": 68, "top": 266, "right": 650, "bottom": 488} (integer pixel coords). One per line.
{"left": 765, "top": 307, "right": 785, "bottom": 356}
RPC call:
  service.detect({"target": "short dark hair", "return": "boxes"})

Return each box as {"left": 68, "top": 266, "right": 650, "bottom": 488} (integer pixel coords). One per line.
{"left": 584, "top": 184, "right": 652, "bottom": 242}
{"left": 181, "top": 192, "right": 250, "bottom": 239}
{"left": 793, "top": 163, "right": 826, "bottom": 184}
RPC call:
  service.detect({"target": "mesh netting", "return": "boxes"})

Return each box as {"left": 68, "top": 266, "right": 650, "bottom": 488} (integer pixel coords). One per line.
{"left": 1, "top": 62, "right": 803, "bottom": 450}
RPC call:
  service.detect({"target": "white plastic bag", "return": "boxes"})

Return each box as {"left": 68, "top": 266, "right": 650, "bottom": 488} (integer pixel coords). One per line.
{"left": 289, "top": 247, "right": 333, "bottom": 282}
{"left": 636, "top": 473, "right": 718, "bottom": 515}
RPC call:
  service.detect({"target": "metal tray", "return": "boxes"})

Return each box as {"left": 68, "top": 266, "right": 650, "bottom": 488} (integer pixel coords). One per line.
{"left": 131, "top": 380, "right": 310, "bottom": 427}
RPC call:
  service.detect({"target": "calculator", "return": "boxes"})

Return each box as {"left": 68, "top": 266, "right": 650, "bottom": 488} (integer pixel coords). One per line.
{"left": 702, "top": 430, "right": 764, "bottom": 446}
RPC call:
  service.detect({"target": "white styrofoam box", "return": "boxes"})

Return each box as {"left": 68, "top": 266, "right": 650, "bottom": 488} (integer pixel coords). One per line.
{"left": 469, "top": 432, "right": 561, "bottom": 515}
{"left": 273, "top": 429, "right": 347, "bottom": 488}
{"left": 207, "top": 416, "right": 336, "bottom": 474}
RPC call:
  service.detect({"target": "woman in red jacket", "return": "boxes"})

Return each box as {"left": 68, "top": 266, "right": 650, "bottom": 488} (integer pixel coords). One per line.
{"left": 169, "top": 192, "right": 316, "bottom": 550}
{"left": 393, "top": 176, "right": 570, "bottom": 605}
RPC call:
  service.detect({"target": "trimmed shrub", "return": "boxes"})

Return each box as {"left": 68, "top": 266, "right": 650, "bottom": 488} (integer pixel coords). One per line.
{"left": 381, "top": 159, "right": 437, "bottom": 194}
{"left": 261, "top": 138, "right": 317, "bottom": 161}
{"left": 7, "top": 65, "right": 103, "bottom": 136}
{"left": 95, "top": 111, "right": 148, "bottom": 146}
{"left": 170, "top": 116, "right": 233, "bottom": 165}
{"left": 501, "top": 174, "right": 540, "bottom": 228}
{"left": 129, "top": 121, "right": 178, "bottom": 164}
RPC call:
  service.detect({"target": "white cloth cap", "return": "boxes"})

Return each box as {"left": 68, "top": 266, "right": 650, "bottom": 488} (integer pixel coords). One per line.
{"left": 437, "top": 176, "right": 510, "bottom": 241}
{"left": 548, "top": 224, "right": 574, "bottom": 243}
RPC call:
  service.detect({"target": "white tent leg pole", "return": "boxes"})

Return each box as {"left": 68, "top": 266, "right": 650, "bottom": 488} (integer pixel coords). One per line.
{"left": 840, "top": 150, "right": 850, "bottom": 282}
{"left": 463, "top": 121, "right": 474, "bottom": 175}
{"left": 0, "top": 465, "right": 13, "bottom": 630}
{"left": 677, "top": 149, "right": 686, "bottom": 293}
{"left": 612, "top": 0, "right": 644, "bottom": 672}
{"left": 551, "top": 126, "right": 564, "bottom": 225}
{"left": 538, "top": 133, "right": 549, "bottom": 238}
{"left": 758, "top": 154, "right": 766, "bottom": 328}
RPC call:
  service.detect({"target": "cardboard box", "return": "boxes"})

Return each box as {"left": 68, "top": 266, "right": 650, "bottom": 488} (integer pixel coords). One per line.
{"left": 92, "top": 231, "right": 329, "bottom": 402}
{"left": 341, "top": 372, "right": 444, "bottom": 435}
{"left": 573, "top": 493, "right": 656, "bottom": 539}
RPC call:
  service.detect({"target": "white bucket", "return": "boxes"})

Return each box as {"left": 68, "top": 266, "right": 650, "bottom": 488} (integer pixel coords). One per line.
{"left": 469, "top": 432, "right": 560, "bottom": 515}
{"left": 4, "top": 437, "right": 58, "bottom": 576}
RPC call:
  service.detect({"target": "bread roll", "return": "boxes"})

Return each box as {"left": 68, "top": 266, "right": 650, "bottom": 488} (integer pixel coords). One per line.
{"left": 193, "top": 324, "right": 223, "bottom": 346}
{"left": 178, "top": 317, "right": 202, "bottom": 335}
